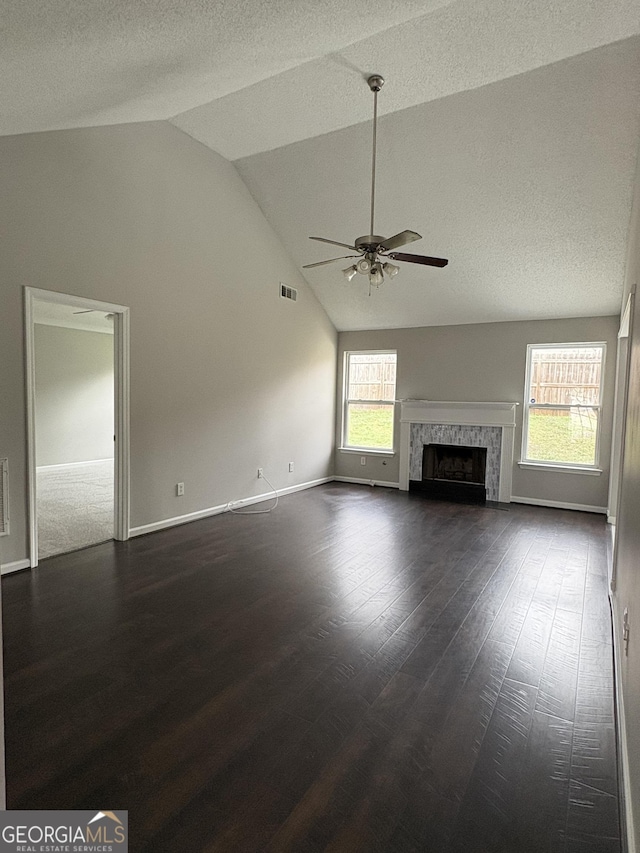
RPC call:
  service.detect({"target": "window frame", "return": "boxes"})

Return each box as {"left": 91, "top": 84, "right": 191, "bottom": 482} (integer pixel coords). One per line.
{"left": 341, "top": 350, "right": 397, "bottom": 453}
{"left": 521, "top": 341, "right": 606, "bottom": 471}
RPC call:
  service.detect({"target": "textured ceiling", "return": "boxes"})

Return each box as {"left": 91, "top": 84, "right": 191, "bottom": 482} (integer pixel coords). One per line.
{"left": 5, "top": 0, "right": 640, "bottom": 330}
{"left": 237, "top": 39, "right": 640, "bottom": 330}
{"left": 172, "top": 0, "right": 640, "bottom": 159}
{"left": 2, "top": 0, "right": 453, "bottom": 137}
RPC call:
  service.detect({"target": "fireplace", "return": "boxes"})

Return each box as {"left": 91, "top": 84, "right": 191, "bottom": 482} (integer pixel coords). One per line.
{"left": 410, "top": 443, "right": 488, "bottom": 504}
{"left": 398, "top": 401, "right": 519, "bottom": 504}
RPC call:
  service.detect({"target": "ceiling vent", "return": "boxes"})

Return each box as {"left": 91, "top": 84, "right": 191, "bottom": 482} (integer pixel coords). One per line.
{"left": 280, "top": 283, "right": 298, "bottom": 302}
{"left": 0, "top": 459, "right": 8, "bottom": 536}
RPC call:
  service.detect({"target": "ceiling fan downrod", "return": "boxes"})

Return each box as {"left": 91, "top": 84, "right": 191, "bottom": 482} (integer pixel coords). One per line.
{"left": 368, "top": 74, "right": 384, "bottom": 239}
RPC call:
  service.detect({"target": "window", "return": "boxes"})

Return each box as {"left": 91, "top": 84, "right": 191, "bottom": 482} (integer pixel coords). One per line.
{"left": 343, "top": 351, "right": 397, "bottom": 451}
{"left": 522, "top": 343, "right": 605, "bottom": 468}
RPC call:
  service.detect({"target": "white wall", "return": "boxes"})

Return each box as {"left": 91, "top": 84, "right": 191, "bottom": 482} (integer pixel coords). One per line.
{"left": 35, "top": 324, "right": 114, "bottom": 467}
{"left": 336, "top": 316, "right": 618, "bottom": 509}
{"left": 0, "top": 121, "right": 337, "bottom": 564}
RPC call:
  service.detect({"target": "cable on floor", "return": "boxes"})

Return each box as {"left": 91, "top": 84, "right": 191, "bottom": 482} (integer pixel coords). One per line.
{"left": 227, "top": 471, "right": 279, "bottom": 515}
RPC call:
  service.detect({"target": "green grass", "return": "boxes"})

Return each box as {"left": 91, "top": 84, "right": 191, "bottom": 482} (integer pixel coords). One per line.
{"left": 527, "top": 411, "right": 597, "bottom": 465}
{"left": 347, "top": 407, "right": 597, "bottom": 464}
{"left": 346, "top": 405, "right": 394, "bottom": 449}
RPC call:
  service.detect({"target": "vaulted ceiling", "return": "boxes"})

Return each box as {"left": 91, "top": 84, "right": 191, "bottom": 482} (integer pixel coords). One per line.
{"left": 5, "top": 0, "right": 640, "bottom": 330}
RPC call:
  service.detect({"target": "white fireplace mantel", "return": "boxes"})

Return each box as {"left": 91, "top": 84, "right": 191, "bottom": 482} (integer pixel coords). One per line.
{"left": 398, "top": 400, "right": 519, "bottom": 502}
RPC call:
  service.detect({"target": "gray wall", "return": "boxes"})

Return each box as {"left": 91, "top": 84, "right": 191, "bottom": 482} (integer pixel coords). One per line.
{"left": 612, "top": 146, "right": 640, "bottom": 847}
{"left": 337, "top": 316, "right": 618, "bottom": 509}
{"left": 0, "top": 121, "right": 337, "bottom": 564}
{"left": 35, "top": 324, "right": 114, "bottom": 467}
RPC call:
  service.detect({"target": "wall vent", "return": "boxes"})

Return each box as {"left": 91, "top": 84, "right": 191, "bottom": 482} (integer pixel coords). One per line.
{"left": 0, "top": 458, "right": 8, "bottom": 536}
{"left": 280, "top": 283, "right": 298, "bottom": 302}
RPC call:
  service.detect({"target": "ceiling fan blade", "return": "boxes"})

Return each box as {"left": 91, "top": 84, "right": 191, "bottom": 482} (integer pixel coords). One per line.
{"left": 378, "top": 230, "right": 422, "bottom": 251}
{"left": 309, "top": 236, "right": 358, "bottom": 251}
{"left": 303, "top": 255, "right": 358, "bottom": 269}
{"left": 389, "top": 252, "right": 449, "bottom": 268}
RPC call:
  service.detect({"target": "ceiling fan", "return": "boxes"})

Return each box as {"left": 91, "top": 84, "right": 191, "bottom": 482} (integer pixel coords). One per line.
{"left": 303, "top": 74, "right": 448, "bottom": 290}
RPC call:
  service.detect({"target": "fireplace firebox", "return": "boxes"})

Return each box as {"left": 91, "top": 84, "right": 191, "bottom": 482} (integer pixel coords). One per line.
{"left": 409, "top": 443, "right": 487, "bottom": 504}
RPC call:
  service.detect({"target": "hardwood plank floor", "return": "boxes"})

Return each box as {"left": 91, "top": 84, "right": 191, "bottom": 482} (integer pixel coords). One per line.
{"left": 1, "top": 484, "right": 621, "bottom": 851}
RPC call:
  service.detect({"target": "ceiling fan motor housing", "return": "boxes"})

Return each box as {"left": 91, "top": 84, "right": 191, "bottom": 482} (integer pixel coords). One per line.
{"left": 355, "top": 235, "right": 386, "bottom": 251}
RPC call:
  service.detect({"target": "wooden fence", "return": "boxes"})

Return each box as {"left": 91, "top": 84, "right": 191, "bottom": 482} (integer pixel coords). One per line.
{"left": 348, "top": 354, "right": 397, "bottom": 402}
{"left": 530, "top": 348, "right": 602, "bottom": 408}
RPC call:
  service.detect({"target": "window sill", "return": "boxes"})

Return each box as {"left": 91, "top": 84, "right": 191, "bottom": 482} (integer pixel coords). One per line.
{"left": 518, "top": 461, "right": 602, "bottom": 476}
{"left": 339, "top": 447, "right": 395, "bottom": 457}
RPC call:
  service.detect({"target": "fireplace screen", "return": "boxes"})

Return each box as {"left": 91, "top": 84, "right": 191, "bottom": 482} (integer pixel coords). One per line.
{"left": 422, "top": 444, "right": 487, "bottom": 486}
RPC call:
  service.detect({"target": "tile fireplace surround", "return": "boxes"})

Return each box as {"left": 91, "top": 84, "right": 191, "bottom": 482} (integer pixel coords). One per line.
{"left": 399, "top": 401, "right": 518, "bottom": 503}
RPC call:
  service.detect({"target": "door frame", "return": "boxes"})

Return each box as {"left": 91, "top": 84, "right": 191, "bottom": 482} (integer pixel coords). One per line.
{"left": 24, "top": 287, "right": 130, "bottom": 567}
{"left": 610, "top": 289, "right": 635, "bottom": 592}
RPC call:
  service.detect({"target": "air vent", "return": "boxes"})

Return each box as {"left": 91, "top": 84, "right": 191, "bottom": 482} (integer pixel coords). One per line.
{"left": 280, "top": 283, "right": 298, "bottom": 302}
{"left": 0, "top": 458, "right": 8, "bottom": 536}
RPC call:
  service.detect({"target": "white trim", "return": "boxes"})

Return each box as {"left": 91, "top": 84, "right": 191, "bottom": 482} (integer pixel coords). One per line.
{"left": 36, "top": 459, "right": 114, "bottom": 471}
{"left": 399, "top": 400, "right": 518, "bottom": 426}
{"left": 521, "top": 341, "right": 606, "bottom": 470}
{"left": 517, "top": 461, "right": 602, "bottom": 475}
{"left": 398, "top": 401, "right": 518, "bottom": 502}
{"left": 129, "top": 477, "right": 333, "bottom": 537}
{"left": 510, "top": 496, "right": 607, "bottom": 514}
{"left": 338, "top": 448, "right": 395, "bottom": 457}
{"left": 611, "top": 594, "right": 637, "bottom": 853}
{"left": 619, "top": 293, "right": 632, "bottom": 338}
{"left": 333, "top": 477, "right": 400, "bottom": 488}
{"left": 611, "top": 291, "right": 635, "bottom": 593}
{"left": 342, "top": 350, "right": 397, "bottom": 453}
{"left": 24, "top": 287, "right": 131, "bottom": 568}
{"left": 0, "top": 459, "right": 8, "bottom": 537}
{"left": 25, "top": 291, "right": 37, "bottom": 566}
{"left": 23, "top": 287, "right": 128, "bottom": 314}
{"left": 114, "top": 308, "right": 130, "bottom": 543}
{"left": 1, "top": 559, "right": 31, "bottom": 576}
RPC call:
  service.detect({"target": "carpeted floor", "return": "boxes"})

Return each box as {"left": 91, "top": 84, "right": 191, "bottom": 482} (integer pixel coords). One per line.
{"left": 36, "top": 459, "right": 114, "bottom": 559}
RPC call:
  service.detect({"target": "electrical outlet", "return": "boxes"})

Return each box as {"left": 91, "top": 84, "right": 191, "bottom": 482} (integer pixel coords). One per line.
{"left": 360, "top": 457, "right": 366, "bottom": 466}
{"left": 289, "top": 462, "right": 294, "bottom": 473}
{"left": 257, "top": 468, "right": 263, "bottom": 479}
{"left": 176, "top": 482, "right": 184, "bottom": 496}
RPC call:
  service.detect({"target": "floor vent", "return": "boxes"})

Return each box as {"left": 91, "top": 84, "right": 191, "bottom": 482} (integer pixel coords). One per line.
{"left": 280, "top": 283, "right": 298, "bottom": 302}
{"left": 0, "top": 458, "right": 8, "bottom": 536}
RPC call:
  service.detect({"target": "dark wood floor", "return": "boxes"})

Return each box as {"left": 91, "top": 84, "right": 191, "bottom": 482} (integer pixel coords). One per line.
{"left": 2, "top": 484, "right": 621, "bottom": 852}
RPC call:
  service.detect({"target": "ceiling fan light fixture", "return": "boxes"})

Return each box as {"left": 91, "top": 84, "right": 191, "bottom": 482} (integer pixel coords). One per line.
{"left": 369, "top": 263, "right": 384, "bottom": 287}
{"left": 356, "top": 258, "right": 372, "bottom": 275}
{"left": 383, "top": 262, "right": 400, "bottom": 278}
{"left": 342, "top": 265, "right": 358, "bottom": 282}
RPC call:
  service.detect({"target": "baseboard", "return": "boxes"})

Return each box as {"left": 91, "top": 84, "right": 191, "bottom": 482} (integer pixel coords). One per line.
{"left": 611, "top": 594, "right": 636, "bottom": 853}
{"left": 333, "top": 476, "right": 400, "bottom": 489}
{"left": 1, "top": 558, "right": 32, "bottom": 576}
{"left": 510, "top": 496, "right": 607, "bottom": 514}
{"left": 129, "top": 477, "right": 333, "bottom": 538}
{"left": 36, "top": 458, "right": 114, "bottom": 471}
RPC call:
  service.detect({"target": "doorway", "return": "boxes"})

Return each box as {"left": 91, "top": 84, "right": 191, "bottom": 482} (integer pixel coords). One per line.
{"left": 25, "top": 288, "right": 130, "bottom": 567}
